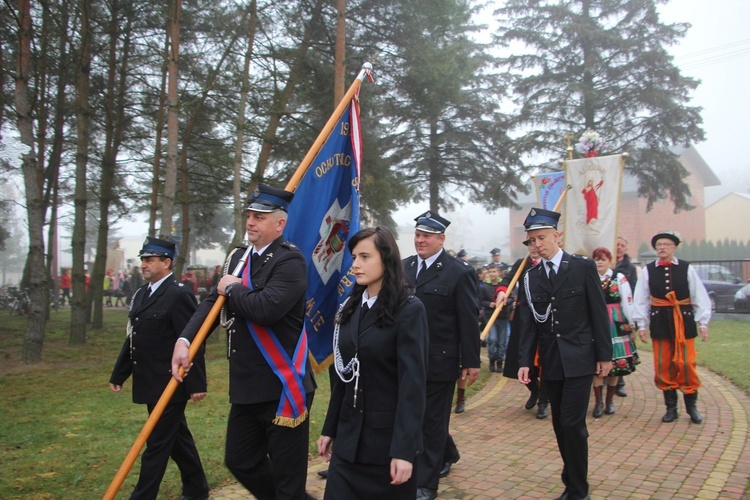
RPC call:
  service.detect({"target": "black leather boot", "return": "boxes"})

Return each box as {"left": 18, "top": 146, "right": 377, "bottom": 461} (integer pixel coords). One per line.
{"left": 489, "top": 359, "right": 496, "bottom": 372}
{"left": 662, "top": 389, "right": 678, "bottom": 423}
{"left": 525, "top": 378, "right": 539, "bottom": 410}
{"left": 536, "top": 381, "right": 549, "bottom": 419}
{"left": 455, "top": 388, "right": 466, "bottom": 414}
{"left": 684, "top": 391, "right": 703, "bottom": 424}
{"left": 592, "top": 385, "right": 604, "bottom": 418}
{"left": 604, "top": 385, "right": 616, "bottom": 415}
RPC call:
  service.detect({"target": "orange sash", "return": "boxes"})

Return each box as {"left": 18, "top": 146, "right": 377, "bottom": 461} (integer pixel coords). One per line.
{"left": 651, "top": 291, "right": 691, "bottom": 379}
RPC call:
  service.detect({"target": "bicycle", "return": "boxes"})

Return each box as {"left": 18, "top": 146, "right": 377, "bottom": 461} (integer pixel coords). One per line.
{"left": 9, "top": 288, "right": 31, "bottom": 316}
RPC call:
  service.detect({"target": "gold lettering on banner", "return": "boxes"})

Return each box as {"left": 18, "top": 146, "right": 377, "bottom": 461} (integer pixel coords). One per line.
{"left": 310, "top": 310, "right": 325, "bottom": 332}
{"left": 305, "top": 297, "right": 316, "bottom": 317}
{"left": 315, "top": 153, "right": 352, "bottom": 178}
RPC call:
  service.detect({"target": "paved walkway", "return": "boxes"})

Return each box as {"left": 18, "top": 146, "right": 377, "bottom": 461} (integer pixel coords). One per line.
{"left": 211, "top": 351, "right": 750, "bottom": 499}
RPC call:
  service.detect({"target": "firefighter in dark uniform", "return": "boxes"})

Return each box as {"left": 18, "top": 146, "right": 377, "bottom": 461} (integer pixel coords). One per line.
{"left": 172, "top": 184, "right": 316, "bottom": 500}
{"left": 517, "top": 208, "right": 612, "bottom": 500}
{"left": 402, "top": 211, "right": 480, "bottom": 500}
{"left": 110, "top": 237, "right": 209, "bottom": 500}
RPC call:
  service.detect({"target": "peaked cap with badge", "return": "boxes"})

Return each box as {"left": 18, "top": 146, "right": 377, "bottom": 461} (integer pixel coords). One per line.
{"left": 246, "top": 183, "right": 294, "bottom": 213}
{"left": 138, "top": 237, "right": 177, "bottom": 260}
{"left": 414, "top": 211, "right": 451, "bottom": 234}
{"left": 523, "top": 207, "right": 561, "bottom": 231}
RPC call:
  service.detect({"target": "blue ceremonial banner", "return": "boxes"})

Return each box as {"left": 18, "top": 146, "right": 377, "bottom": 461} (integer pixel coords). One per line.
{"left": 534, "top": 171, "right": 566, "bottom": 210}
{"left": 284, "top": 97, "right": 362, "bottom": 371}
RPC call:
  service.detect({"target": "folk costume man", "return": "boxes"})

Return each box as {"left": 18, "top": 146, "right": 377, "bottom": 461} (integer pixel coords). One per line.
{"left": 631, "top": 231, "right": 710, "bottom": 424}
{"left": 110, "top": 237, "right": 209, "bottom": 500}
{"left": 517, "top": 208, "right": 611, "bottom": 500}
{"left": 403, "top": 211, "right": 480, "bottom": 500}
{"left": 172, "top": 184, "right": 316, "bottom": 499}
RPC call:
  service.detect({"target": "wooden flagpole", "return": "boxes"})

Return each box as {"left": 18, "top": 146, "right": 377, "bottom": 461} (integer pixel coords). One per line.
{"left": 103, "top": 63, "right": 373, "bottom": 500}
{"left": 480, "top": 185, "right": 570, "bottom": 341}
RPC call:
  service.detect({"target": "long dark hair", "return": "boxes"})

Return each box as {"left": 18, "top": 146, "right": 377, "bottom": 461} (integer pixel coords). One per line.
{"left": 339, "top": 226, "right": 414, "bottom": 327}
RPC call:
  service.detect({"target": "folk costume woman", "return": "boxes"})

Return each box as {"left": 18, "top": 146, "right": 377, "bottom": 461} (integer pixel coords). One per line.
{"left": 317, "top": 227, "right": 429, "bottom": 499}
{"left": 592, "top": 247, "right": 638, "bottom": 417}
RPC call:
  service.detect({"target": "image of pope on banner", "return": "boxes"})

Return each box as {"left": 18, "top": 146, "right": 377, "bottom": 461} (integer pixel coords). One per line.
{"left": 563, "top": 154, "right": 623, "bottom": 256}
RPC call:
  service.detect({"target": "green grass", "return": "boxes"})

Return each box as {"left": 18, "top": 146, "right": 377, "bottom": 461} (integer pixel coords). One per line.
{"left": 0, "top": 311, "right": 744, "bottom": 498}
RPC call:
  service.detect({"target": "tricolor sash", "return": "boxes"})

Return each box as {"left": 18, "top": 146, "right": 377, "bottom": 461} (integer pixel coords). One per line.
{"left": 243, "top": 255, "right": 309, "bottom": 428}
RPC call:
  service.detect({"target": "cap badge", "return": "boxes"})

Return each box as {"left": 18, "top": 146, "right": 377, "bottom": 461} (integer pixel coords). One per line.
{"left": 530, "top": 208, "right": 536, "bottom": 216}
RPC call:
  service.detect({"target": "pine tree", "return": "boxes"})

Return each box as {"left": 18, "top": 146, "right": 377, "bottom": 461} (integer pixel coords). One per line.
{"left": 496, "top": 0, "right": 705, "bottom": 210}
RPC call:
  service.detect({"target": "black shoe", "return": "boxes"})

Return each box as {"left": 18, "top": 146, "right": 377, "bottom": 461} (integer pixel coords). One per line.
{"left": 615, "top": 386, "right": 627, "bottom": 397}
{"left": 416, "top": 487, "right": 438, "bottom": 500}
{"left": 536, "top": 402, "right": 549, "bottom": 419}
{"left": 489, "top": 360, "right": 496, "bottom": 372}
{"left": 439, "top": 460, "right": 452, "bottom": 478}
{"left": 317, "top": 468, "right": 328, "bottom": 478}
{"left": 179, "top": 494, "right": 209, "bottom": 500}
{"left": 524, "top": 389, "right": 539, "bottom": 410}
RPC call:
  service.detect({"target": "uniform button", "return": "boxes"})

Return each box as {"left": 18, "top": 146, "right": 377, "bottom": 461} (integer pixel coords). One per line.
{"left": 553, "top": 309, "right": 558, "bottom": 312}
{"left": 232, "top": 349, "right": 236, "bottom": 353}
{"left": 556, "top": 334, "right": 561, "bottom": 337}
{"left": 551, "top": 296, "right": 555, "bottom": 300}
{"left": 135, "top": 317, "right": 139, "bottom": 321}
{"left": 132, "top": 346, "right": 135, "bottom": 350}
{"left": 555, "top": 321, "right": 559, "bottom": 324}
{"left": 133, "top": 361, "right": 137, "bottom": 365}
{"left": 666, "top": 279, "right": 670, "bottom": 283}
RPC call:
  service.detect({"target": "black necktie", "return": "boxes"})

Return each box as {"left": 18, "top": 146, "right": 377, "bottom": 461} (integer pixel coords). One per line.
{"left": 547, "top": 261, "right": 557, "bottom": 283}
{"left": 360, "top": 302, "right": 370, "bottom": 321}
{"left": 418, "top": 260, "right": 427, "bottom": 277}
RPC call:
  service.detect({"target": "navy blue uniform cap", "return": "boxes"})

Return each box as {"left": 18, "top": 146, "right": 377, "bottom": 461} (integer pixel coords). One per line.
{"left": 414, "top": 211, "right": 451, "bottom": 234}
{"left": 246, "top": 183, "right": 294, "bottom": 213}
{"left": 139, "top": 237, "right": 176, "bottom": 260}
{"left": 523, "top": 207, "right": 560, "bottom": 231}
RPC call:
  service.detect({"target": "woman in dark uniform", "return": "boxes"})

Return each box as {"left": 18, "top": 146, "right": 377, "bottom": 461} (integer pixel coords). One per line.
{"left": 317, "top": 227, "right": 429, "bottom": 499}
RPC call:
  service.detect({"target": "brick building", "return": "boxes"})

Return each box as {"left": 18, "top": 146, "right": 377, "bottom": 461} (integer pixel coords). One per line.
{"left": 508, "top": 145, "right": 720, "bottom": 262}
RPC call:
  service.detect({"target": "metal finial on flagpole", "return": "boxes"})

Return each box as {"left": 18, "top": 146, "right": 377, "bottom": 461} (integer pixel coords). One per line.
{"left": 565, "top": 133, "right": 574, "bottom": 160}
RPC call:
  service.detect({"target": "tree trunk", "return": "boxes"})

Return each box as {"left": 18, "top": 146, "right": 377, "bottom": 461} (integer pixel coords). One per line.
{"left": 249, "top": 0, "right": 326, "bottom": 198}
{"left": 160, "top": 0, "right": 181, "bottom": 239}
{"left": 149, "top": 32, "right": 169, "bottom": 238}
{"left": 333, "top": 0, "right": 346, "bottom": 105}
{"left": 70, "top": 0, "right": 92, "bottom": 344}
{"left": 92, "top": 0, "right": 132, "bottom": 328}
{"left": 428, "top": 119, "right": 440, "bottom": 212}
{"left": 230, "top": 0, "right": 258, "bottom": 250}
{"left": 16, "top": 0, "right": 48, "bottom": 363}
{"left": 175, "top": 8, "right": 252, "bottom": 273}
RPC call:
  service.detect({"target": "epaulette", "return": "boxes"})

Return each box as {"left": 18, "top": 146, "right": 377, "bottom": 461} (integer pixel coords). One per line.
{"left": 281, "top": 240, "right": 298, "bottom": 250}
{"left": 571, "top": 254, "right": 589, "bottom": 260}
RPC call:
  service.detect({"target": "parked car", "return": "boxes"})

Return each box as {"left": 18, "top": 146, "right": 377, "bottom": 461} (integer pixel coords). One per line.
{"left": 734, "top": 284, "right": 750, "bottom": 312}
{"left": 691, "top": 264, "right": 744, "bottom": 312}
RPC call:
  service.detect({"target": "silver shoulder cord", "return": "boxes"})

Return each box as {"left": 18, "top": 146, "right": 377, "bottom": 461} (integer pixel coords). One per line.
{"left": 332, "top": 298, "right": 361, "bottom": 406}
{"left": 220, "top": 246, "right": 253, "bottom": 331}
{"left": 524, "top": 271, "right": 552, "bottom": 323}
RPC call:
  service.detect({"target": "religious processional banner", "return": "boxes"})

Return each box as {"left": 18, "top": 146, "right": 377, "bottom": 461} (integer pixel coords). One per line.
{"left": 284, "top": 95, "right": 362, "bottom": 371}
{"left": 563, "top": 154, "right": 623, "bottom": 257}
{"left": 534, "top": 171, "right": 566, "bottom": 211}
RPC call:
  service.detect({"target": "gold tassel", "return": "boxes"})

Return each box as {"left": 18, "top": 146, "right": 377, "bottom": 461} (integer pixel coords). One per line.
{"left": 273, "top": 410, "right": 308, "bottom": 428}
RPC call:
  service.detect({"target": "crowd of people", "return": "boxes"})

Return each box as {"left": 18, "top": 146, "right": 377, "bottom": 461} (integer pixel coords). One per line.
{"left": 105, "top": 183, "right": 711, "bottom": 500}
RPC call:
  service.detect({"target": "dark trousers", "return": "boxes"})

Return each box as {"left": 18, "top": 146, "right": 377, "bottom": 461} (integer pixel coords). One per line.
{"left": 545, "top": 375, "right": 593, "bottom": 499}
{"left": 130, "top": 401, "right": 208, "bottom": 500}
{"left": 442, "top": 433, "right": 460, "bottom": 464}
{"left": 417, "top": 379, "right": 456, "bottom": 490}
{"left": 225, "top": 392, "right": 314, "bottom": 500}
